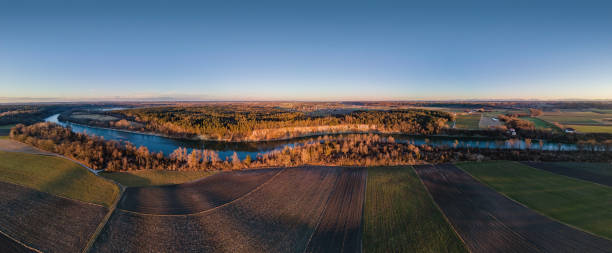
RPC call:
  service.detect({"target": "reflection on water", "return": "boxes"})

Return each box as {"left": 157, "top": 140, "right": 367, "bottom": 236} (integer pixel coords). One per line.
{"left": 45, "top": 114, "right": 579, "bottom": 160}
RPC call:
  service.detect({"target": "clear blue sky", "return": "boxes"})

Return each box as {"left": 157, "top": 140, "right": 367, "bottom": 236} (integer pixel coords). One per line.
{"left": 1, "top": 0, "right": 612, "bottom": 101}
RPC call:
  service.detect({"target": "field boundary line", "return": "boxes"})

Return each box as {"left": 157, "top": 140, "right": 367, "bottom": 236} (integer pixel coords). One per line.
{"left": 82, "top": 182, "right": 126, "bottom": 253}
{"left": 301, "top": 167, "right": 341, "bottom": 253}
{"left": 0, "top": 227, "right": 43, "bottom": 253}
{"left": 461, "top": 161, "right": 612, "bottom": 243}
{"left": 412, "top": 164, "right": 471, "bottom": 253}
{"left": 115, "top": 167, "right": 286, "bottom": 217}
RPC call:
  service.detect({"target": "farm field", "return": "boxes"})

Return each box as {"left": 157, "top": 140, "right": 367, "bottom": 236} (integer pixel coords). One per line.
{"left": 523, "top": 162, "right": 612, "bottom": 187}
{"left": 305, "top": 168, "right": 366, "bottom": 253}
{"left": 454, "top": 113, "right": 481, "bottom": 129}
{"left": 521, "top": 117, "right": 562, "bottom": 131}
{"left": 0, "top": 181, "right": 108, "bottom": 252}
{"left": 100, "top": 170, "right": 217, "bottom": 187}
{"left": 118, "top": 168, "right": 281, "bottom": 214}
{"left": 414, "top": 164, "right": 612, "bottom": 252}
{"left": 538, "top": 111, "right": 610, "bottom": 125}
{"left": 478, "top": 114, "right": 502, "bottom": 129}
{"left": 0, "top": 139, "right": 53, "bottom": 155}
{"left": 92, "top": 166, "right": 350, "bottom": 252}
{"left": 551, "top": 162, "right": 612, "bottom": 177}
{"left": 564, "top": 124, "right": 612, "bottom": 133}
{"left": 459, "top": 161, "right": 612, "bottom": 239}
{"left": 0, "top": 151, "right": 119, "bottom": 206}
{"left": 362, "top": 166, "right": 467, "bottom": 253}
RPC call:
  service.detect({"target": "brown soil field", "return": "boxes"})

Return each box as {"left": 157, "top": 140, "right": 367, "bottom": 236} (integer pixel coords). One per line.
{"left": 414, "top": 164, "right": 612, "bottom": 253}
{"left": 118, "top": 168, "right": 281, "bottom": 214}
{"left": 0, "top": 181, "right": 108, "bottom": 252}
{"left": 0, "top": 139, "right": 53, "bottom": 155}
{"left": 305, "top": 168, "right": 366, "bottom": 253}
{"left": 92, "top": 166, "right": 345, "bottom": 252}
{"left": 522, "top": 162, "right": 612, "bottom": 187}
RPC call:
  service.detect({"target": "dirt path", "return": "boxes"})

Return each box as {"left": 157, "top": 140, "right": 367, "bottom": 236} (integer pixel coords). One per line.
{"left": 414, "top": 164, "right": 612, "bottom": 253}
{"left": 522, "top": 162, "right": 612, "bottom": 187}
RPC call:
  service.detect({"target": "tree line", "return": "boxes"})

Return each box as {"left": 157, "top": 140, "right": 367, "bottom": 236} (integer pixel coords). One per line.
{"left": 10, "top": 123, "right": 612, "bottom": 173}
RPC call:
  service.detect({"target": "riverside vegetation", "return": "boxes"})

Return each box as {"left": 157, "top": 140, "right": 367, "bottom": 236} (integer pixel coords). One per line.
{"left": 9, "top": 122, "right": 612, "bottom": 173}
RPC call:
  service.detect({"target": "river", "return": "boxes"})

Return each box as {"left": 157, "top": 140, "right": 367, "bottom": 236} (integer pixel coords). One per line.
{"left": 44, "top": 113, "right": 580, "bottom": 160}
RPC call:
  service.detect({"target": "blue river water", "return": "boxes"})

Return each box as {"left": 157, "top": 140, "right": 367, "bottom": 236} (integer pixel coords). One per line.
{"left": 45, "top": 114, "right": 579, "bottom": 160}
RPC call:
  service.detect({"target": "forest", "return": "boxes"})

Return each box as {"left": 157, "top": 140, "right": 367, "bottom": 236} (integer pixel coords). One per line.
{"left": 80, "top": 106, "right": 455, "bottom": 141}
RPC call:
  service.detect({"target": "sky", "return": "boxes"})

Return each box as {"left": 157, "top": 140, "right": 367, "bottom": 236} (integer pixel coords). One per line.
{"left": 1, "top": 0, "right": 612, "bottom": 102}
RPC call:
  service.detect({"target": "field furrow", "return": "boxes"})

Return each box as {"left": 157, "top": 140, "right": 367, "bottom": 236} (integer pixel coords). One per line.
{"left": 305, "top": 168, "right": 366, "bottom": 253}
{"left": 414, "top": 164, "right": 612, "bottom": 253}
{"left": 118, "top": 168, "right": 281, "bottom": 214}
{"left": 0, "top": 181, "right": 108, "bottom": 252}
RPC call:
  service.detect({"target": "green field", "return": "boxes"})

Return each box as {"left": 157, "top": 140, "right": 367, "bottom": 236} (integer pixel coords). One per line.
{"left": 552, "top": 162, "right": 612, "bottom": 177}
{"left": 565, "top": 124, "right": 612, "bottom": 133}
{"left": 538, "top": 111, "right": 612, "bottom": 125}
{"left": 0, "top": 151, "right": 119, "bottom": 206}
{"left": 454, "top": 114, "right": 481, "bottom": 130}
{"left": 458, "top": 161, "right": 612, "bottom": 239}
{"left": 521, "top": 117, "right": 561, "bottom": 132}
{"left": 363, "top": 166, "right": 467, "bottom": 252}
{"left": 100, "top": 170, "right": 217, "bottom": 187}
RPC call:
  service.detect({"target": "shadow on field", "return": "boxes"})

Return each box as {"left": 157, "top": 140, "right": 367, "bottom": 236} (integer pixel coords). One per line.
{"left": 118, "top": 168, "right": 281, "bottom": 215}
{"left": 102, "top": 172, "right": 152, "bottom": 187}
{"left": 522, "top": 162, "right": 612, "bottom": 187}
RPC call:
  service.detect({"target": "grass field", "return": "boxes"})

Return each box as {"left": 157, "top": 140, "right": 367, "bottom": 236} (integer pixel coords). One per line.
{"left": 564, "top": 124, "right": 612, "bottom": 133}
{"left": 363, "top": 166, "right": 467, "bottom": 252}
{"left": 538, "top": 111, "right": 612, "bottom": 125}
{"left": 0, "top": 151, "right": 119, "bottom": 206}
{"left": 458, "top": 161, "right": 612, "bottom": 239}
{"left": 100, "top": 170, "right": 217, "bottom": 187}
{"left": 521, "top": 117, "right": 562, "bottom": 132}
{"left": 454, "top": 114, "right": 481, "bottom": 130}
